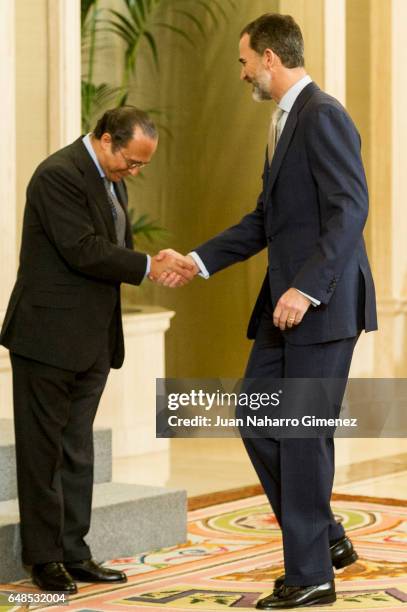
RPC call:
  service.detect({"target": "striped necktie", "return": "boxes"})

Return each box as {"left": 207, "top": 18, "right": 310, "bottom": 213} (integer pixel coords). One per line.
{"left": 102, "top": 178, "right": 126, "bottom": 246}
{"left": 267, "top": 107, "right": 284, "bottom": 165}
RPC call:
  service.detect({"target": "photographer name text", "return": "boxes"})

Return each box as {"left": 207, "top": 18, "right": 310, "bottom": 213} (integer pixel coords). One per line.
{"left": 167, "top": 415, "right": 358, "bottom": 428}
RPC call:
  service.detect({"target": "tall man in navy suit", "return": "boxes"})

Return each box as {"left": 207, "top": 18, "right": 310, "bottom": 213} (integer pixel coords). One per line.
{"left": 153, "top": 13, "right": 377, "bottom": 609}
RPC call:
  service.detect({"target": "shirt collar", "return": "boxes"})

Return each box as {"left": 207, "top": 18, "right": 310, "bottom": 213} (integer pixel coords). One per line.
{"left": 82, "top": 133, "right": 106, "bottom": 179}
{"left": 278, "top": 74, "right": 312, "bottom": 114}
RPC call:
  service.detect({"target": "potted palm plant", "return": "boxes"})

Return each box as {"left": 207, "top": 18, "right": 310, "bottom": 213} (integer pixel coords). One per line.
{"left": 81, "top": 0, "right": 235, "bottom": 243}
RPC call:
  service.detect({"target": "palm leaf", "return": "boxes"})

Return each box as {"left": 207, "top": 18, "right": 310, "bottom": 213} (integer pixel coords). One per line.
{"left": 174, "top": 9, "right": 206, "bottom": 38}
{"left": 81, "top": 2, "right": 101, "bottom": 46}
{"left": 81, "top": 0, "right": 98, "bottom": 29}
{"left": 207, "top": 0, "right": 228, "bottom": 21}
{"left": 103, "top": 24, "right": 137, "bottom": 48}
{"left": 125, "top": 0, "right": 146, "bottom": 22}
{"left": 81, "top": 30, "right": 105, "bottom": 55}
{"left": 81, "top": 0, "right": 237, "bottom": 131}
{"left": 154, "top": 22, "right": 195, "bottom": 47}
{"left": 143, "top": 31, "right": 160, "bottom": 69}
{"left": 128, "top": 211, "right": 168, "bottom": 242}
{"left": 107, "top": 9, "right": 141, "bottom": 38}
{"left": 194, "top": 0, "right": 220, "bottom": 27}
{"left": 81, "top": 81, "right": 125, "bottom": 132}
{"left": 118, "top": 90, "right": 129, "bottom": 106}
{"left": 108, "top": 0, "right": 159, "bottom": 84}
{"left": 103, "top": 11, "right": 141, "bottom": 49}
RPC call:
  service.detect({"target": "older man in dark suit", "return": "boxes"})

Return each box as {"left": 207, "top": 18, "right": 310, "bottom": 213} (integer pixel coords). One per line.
{"left": 154, "top": 13, "right": 377, "bottom": 609}
{"left": 0, "top": 106, "right": 193, "bottom": 593}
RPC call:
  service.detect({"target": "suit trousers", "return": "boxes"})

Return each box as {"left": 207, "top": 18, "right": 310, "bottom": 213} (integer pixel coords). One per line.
{"left": 10, "top": 343, "right": 110, "bottom": 565}
{"left": 243, "top": 295, "right": 357, "bottom": 586}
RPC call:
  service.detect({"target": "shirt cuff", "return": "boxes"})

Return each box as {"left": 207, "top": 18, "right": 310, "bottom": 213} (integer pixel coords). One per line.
{"left": 295, "top": 288, "right": 320, "bottom": 307}
{"left": 144, "top": 254, "right": 151, "bottom": 279}
{"left": 189, "top": 251, "right": 210, "bottom": 279}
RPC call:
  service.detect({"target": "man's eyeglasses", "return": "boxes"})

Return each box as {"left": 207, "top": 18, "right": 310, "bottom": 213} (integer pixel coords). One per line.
{"left": 118, "top": 149, "right": 148, "bottom": 170}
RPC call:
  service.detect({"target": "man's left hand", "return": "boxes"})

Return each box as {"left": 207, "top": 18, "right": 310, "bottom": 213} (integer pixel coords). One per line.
{"left": 273, "top": 288, "right": 311, "bottom": 330}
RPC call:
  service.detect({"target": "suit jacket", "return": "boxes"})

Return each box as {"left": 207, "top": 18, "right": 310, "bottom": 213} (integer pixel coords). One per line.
{"left": 195, "top": 82, "right": 377, "bottom": 345}
{"left": 0, "top": 137, "right": 147, "bottom": 371}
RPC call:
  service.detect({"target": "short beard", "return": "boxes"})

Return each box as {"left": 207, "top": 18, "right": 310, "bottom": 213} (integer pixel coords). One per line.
{"left": 251, "top": 70, "right": 272, "bottom": 102}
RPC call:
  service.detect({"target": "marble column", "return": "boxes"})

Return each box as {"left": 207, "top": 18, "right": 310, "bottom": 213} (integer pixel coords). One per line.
{"left": 324, "top": 0, "right": 346, "bottom": 103}
{"left": 1, "top": 0, "right": 81, "bottom": 416}
{"left": 47, "top": 0, "right": 81, "bottom": 151}
{"left": 390, "top": 0, "right": 407, "bottom": 375}
{"left": 391, "top": 1, "right": 407, "bottom": 301}
{"left": 347, "top": 0, "right": 407, "bottom": 378}
{"left": 0, "top": 1, "right": 17, "bottom": 413}
{"left": 0, "top": 0, "right": 17, "bottom": 319}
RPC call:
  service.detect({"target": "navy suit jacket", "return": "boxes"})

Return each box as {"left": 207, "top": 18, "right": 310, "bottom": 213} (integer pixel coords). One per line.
{"left": 195, "top": 82, "right": 377, "bottom": 345}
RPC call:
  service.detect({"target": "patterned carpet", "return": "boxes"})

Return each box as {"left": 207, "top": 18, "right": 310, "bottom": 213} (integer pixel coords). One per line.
{"left": 1, "top": 488, "right": 406, "bottom": 611}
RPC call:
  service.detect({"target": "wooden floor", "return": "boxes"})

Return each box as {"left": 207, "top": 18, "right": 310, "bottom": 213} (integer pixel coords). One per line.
{"left": 113, "top": 438, "right": 407, "bottom": 499}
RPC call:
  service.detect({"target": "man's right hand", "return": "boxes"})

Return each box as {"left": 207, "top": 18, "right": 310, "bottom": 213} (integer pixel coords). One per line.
{"left": 149, "top": 250, "right": 197, "bottom": 287}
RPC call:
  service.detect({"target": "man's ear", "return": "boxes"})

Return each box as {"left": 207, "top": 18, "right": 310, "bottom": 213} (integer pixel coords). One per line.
{"left": 263, "top": 48, "right": 276, "bottom": 70}
{"left": 100, "top": 133, "right": 112, "bottom": 151}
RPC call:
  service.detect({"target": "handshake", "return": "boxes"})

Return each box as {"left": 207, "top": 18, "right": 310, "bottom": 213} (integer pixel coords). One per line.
{"left": 149, "top": 249, "right": 200, "bottom": 288}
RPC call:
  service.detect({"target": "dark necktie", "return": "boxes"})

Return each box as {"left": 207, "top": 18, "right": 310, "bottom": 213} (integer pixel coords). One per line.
{"left": 103, "top": 178, "right": 126, "bottom": 247}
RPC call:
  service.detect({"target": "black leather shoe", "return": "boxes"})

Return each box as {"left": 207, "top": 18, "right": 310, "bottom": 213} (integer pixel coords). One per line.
{"left": 330, "top": 535, "right": 358, "bottom": 569}
{"left": 64, "top": 559, "right": 127, "bottom": 583}
{"left": 256, "top": 581, "right": 336, "bottom": 609}
{"left": 273, "top": 536, "right": 357, "bottom": 593}
{"left": 32, "top": 562, "right": 78, "bottom": 594}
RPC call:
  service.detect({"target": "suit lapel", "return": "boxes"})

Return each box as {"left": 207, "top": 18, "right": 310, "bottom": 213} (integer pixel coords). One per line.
{"left": 70, "top": 138, "right": 117, "bottom": 244}
{"left": 268, "top": 82, "right": 319, "bottom": 195}
{"left": 268, "top": 111, "right": 298, "bottom": 192}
